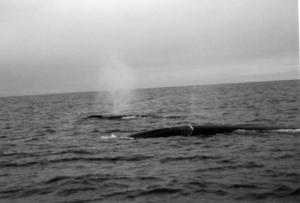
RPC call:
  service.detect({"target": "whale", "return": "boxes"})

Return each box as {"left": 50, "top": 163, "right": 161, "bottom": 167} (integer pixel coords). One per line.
{"left": 85, "top": 114, "right": 150, "bottom": 120}
{"left": 128, "top": 125, "right": 295, "bottom": 139}
{"left": 85, "top": 114, "right": 185, "bottom": 121}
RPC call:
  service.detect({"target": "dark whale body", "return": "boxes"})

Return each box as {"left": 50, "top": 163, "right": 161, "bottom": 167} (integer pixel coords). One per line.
{"left": 129, "top": 125, "right": 289, "bottom": 139}
{"left": 87, "top": 115, "right": 127, "bottom": 120}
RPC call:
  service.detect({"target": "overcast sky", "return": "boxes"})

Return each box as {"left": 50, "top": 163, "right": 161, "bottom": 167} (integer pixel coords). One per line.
{"left": 0, "top": 0, "right": 299, "bottom": 96}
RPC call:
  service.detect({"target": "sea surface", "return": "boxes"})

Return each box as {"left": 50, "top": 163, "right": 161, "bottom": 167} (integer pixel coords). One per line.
{"left": 0, "top": 80, "right": 299, "bottom": 203}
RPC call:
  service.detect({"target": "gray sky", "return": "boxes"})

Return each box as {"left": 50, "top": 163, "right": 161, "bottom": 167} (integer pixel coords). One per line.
{"left": 0, "top": 0, "right": 299, "bottom": 96}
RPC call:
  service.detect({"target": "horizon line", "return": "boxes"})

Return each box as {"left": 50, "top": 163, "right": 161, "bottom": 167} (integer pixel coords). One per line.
{"left": 1, "top": 78, "right": 299, "bottom": 99}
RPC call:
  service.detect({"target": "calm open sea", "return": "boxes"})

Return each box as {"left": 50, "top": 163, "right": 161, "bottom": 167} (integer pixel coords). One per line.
{"left": 0, "top": 80, "right": 299, "bottom": 203}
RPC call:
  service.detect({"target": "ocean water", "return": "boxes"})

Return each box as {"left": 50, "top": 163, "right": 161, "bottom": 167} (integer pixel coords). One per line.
{"left": 0, "top": 80, "right": 299, "bottom": 203}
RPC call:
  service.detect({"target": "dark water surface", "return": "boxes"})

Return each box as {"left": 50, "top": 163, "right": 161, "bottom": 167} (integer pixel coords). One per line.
{"left": 0, "top": 80, "right": 300, "bottom": 203}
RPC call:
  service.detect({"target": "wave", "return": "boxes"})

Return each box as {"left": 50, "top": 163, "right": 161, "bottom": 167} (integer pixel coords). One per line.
{"left": 131, "top": 188, "right": 182, "bottom": 196}
{"left": 195, "top": 161, "right": 264, "bottom": 173}
{"left": 0, "top": 155, "right": 153, "bottom": 168}
{"left": 160, "top": 155, "right": 218, "bottom": 163}
{"left": 239, "top": 186, "right": 300, "bottom": 200}
{"left": 0, "top": 174, "right": 164, "bottom": 199}
{"left": 102, "top": 188, "right": 182, "bottom": 199}
{"left": 0, "top": 149, "right": 95, "bottom": 158}
{"left": 43, "top": 174, "right": 161, "bottom": 185}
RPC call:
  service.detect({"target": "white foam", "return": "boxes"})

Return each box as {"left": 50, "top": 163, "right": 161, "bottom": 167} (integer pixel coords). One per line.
{"left": 100, "top": 133, "right": 117, "bottom": 139}
{"left": 122, "top": 115, "right": 137, "bottom": 120}
{"left": 274, "top": 129, "right": 300, "bottom": 133}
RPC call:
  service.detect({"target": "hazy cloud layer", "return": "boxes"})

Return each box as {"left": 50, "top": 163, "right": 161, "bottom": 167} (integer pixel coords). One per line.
{"left": 0, "top": 0, "right": 298, "bottom": 96}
